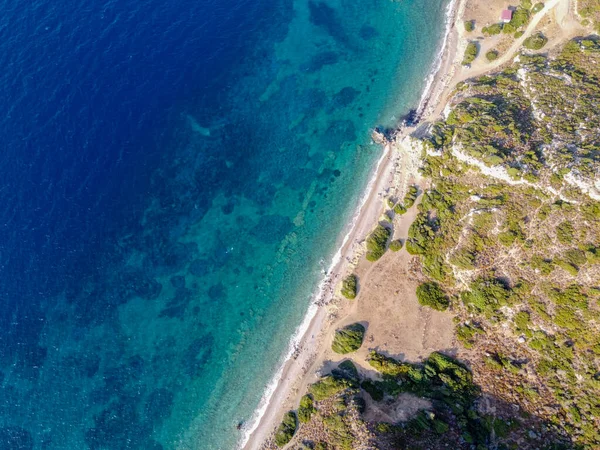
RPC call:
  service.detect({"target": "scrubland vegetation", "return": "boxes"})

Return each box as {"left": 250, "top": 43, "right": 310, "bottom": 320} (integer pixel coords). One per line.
{"left": 411, "top": 39, "right": 600, "bottom": 447}
{"left": 340, "top": 274, "right": 357, "bottom": 299}
{"left": 331, "top": 323, "right": 365, "bottom": 354}
{"left": 365, "top": 224, "right": 391, "bottom": 261}
{"left": 269, "top": 38, "right": 600, "bottom": 450}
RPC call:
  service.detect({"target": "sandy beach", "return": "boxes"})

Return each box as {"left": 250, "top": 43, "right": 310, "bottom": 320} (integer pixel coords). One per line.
{"left": 241, "top": 0, "right": 577, "bottom": 447}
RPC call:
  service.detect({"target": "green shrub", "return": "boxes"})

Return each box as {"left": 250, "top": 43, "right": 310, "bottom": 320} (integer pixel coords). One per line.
{"left": 514, "top": 30, "right": 525, "bottom": 38}
{"left": 556, "top": 221, "right": 574, "bottom": 244}
{"left": 394, "top": 203, "right": 407, "bottom": 215}
{"left": 486, "top": 50, "right": 499, "bottom": 62}
{"left": 309, "top": 376, "right": 353, "bottom": 401}
{"left": 532, "top": 2, "right": 544, "bottom": 13}
{"left": 416, "top": 282, "right": 449, "bottom": 311}
{"left": 340, "top": 274, "right": 358, "bottom": 299}
{"left": 462, "top": 42, "right": 479, "bottom": 65}
{"left": 503, "top": 22, "right": 516, "bottom": 34}
{"left": 297, "top": 394, "right": 316, "bottom": 423}
{"left": 514, "top": 311, "right": 531, "bottom": 333}
{"left": 366, "top": 225, "right": 391, "bottom": 261}
{"left": 322, "top": 415, "right": 354, "bottom": 450}
{"left": 482, "top": 23, "right": 503, "bottom": 35}
{"left": 465, "top": 20, "right": 475, "bottom": 32}
{"left": 403, "top": 185, "right": 419, "bottom": 208}
{"left": 523, "top": 32, "right": 548, "bottom": 50}
{"left": 332, "top": 360, "right": 360, "bottom": 382}
{"left": 314, "top": 442, "right": 328, "bottom": 450}
{"left": 274, "top": 411, "right": 297, "bottom": 447}
{"left": 456, "top": 322, "right": 484, "bottom": 348}
{"left": 521, "top": 0, "right": 532, "bottom": 8}
{"left": 368, "top": 351, "right": 414, "bottom": 378}
{"left": 461, "top": 278, "right": 510, "bottom": 316}
{"left": 361, "top": 380, "right": 384, "bottom": 401}
{"left": 389, "top": 239, "right": 403, "bottom": 252}
{"left": 332, "top": 323, "right": 365, "bottom": 354}
{"left": 510, "top": 7, "right": 531, "bottom": 28}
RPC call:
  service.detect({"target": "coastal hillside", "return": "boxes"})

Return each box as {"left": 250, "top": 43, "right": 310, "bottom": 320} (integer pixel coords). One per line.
{"left": 262, "top": 37, "right": 600, "bottom": 450}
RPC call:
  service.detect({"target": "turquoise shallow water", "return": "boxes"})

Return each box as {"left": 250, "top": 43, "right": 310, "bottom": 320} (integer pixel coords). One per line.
{"left": 0, "top": 0, "right": 447, "bottom": 448}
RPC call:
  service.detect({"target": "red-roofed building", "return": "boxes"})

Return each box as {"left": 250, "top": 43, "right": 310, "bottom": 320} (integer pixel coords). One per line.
{"left": 501, "top": 9, "right": 513, "bottom": 22}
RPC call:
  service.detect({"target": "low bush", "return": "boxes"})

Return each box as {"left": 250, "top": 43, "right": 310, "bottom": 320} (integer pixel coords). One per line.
{"left": 332, "top": 360, "right": 359, "bottom": 382}
{"left": 368, "top": 351, "right": 414, "bottom": 377}
{"left": 461, "top": 278, "right": 511, "bottom": 316}
{"left": 309, "top": 376, "right": 353, "bottom": 401}
{"left": 464, "top": 20, "right": 475, "bottom": 32}
{"left": 361, "top": 380, "right": 384, "bottom": 401}
{"left": 403, "top": 185, "right": 419, "bottom": 208}
{"left": 510, "top": 7, "right": 531, "bottom": 28}
{"left": 514, "top": 30, "right": 525, "bottom": 38}
{"left": 332, "top": 323, "right": 365, "bottom": 354}
{"left": 366, "top": 225, "right": 391, "bottom": 261}
{"left": 389, "top": 239, "right": 403, "bottom": 252}
{"left": 340, "top": 274, "right": 358, "bottom": 299}
{"left": 523, "top": 32, "right": 548, "bottom": 50}
{"left": 482, "top": 23, "right": 503, "bottom": 35}
{"left": 532, "top": 2, "right": 544, "bottom": 13}
{"left": 486, "top": 50, "right": 499, "bottom": 62}
{"left": 394, "top": 203, "right": 407, "bottom": 215}
{"left": 297, "top": 394, "right": 316, "bottom": 423}
{"left": 416, "top": 282, "right": 450, "bottom": 311}
{"left": 274, "top": 411, "right": 297, "bottom": 447}
{"left": 322, "top": 415, "right": 354, "bottom": 450}
{"left": 462, "top": 42, "right": 479, "bottom": 65}
{"left": 556, "top": 221, "right": 574, "bottom": 244}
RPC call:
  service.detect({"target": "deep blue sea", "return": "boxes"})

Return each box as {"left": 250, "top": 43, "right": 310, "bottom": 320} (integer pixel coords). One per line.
{"left": 0, "top": 0, "right": 447, "bottom": 448}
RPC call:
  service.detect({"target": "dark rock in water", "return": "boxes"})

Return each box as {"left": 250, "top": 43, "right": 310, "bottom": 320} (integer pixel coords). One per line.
{"left": 303, "top": 51, "right": 339, "bottom": 73}
{"left": 63, "top": 353, "right": 101, "bottom": 378}
{"left": 360, "top": 24, "right": 378, "bottom": 40}
{"left": 183, "top": 335, "right": 214, "bottom": 378}
{"left": 144, "top": 388, "right": 174, "bottom": 424}
{"left": 188, "top": 258, "right": 211, "bottom": 277}
{"left": 161, "top": 242, "right": 199, "bottom": 271}
{"left": 170, "top": 275, "right": 186, "bottom": 289}
{"left": 0, "top": 427, "right": 33, "bottom": 450}
{"left": 160, "top": 287, "right": 193, "bottom": 319}
{"left": 325, "top": 120, "right": 357, "bottom": 148}
{"left": 84, "top": 398, "right": 151, "bottom": 449}
{"left": 221, "top": 202, "right": 235, "bottom": 215}
{"left": 403, "top": 108, "right": 419, "bottom": 127}
{"left": 308, "top": 1, "right": 352, "bottom": 49}
{"left": 208, "top": 283, "right": 226, "bottom": 301}
{"left": 249, "top": 215, "right": 293, "bottom": 243}
{"left": 332, "top": 86, "right": 360, "bottom": 108}
{"left": 116, "top": 270, "right": 163, "bottom": 301}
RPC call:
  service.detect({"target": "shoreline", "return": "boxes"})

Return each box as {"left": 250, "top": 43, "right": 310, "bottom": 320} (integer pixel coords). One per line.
{"left": 241, "top": 0, "right": 466, "bottom": 447}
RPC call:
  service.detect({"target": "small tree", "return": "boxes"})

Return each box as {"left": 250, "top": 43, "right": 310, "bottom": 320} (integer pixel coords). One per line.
{"left": 462, "top": 42, "right": 479, "bottom": 65}
{"left": 340, "top": 274, "right": 358, "bottom": 299}
{"left": 464, "top": 20, "right": 475, "bottom": 32}
{"left": 416, "top": 282, "right": 450, "bottom": 311}
{"left": 482, "top": 23, "right": 503, "bottom": 35}
{"left": 389, "top": 240, "right": 403, "bottom": 252}
{"left": 523, "top": 32, "right": 548, "bottom": 50}
{"left": 332, "top": 323, "right": 366, "bottom": 354}
{"left": 366, "top": 225, "right": 391, "bottom": 261}
{"left": 297, "top": 395, "right": 316, "bottom": 423}
{"left": 486, "top": 50, "right": 499, "bottom": 62}
{"left": 532, "top": 2, "right": 544, "bottom": 13}
{"left": 274, "top": 411, "right": 297, "bottom": 447}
